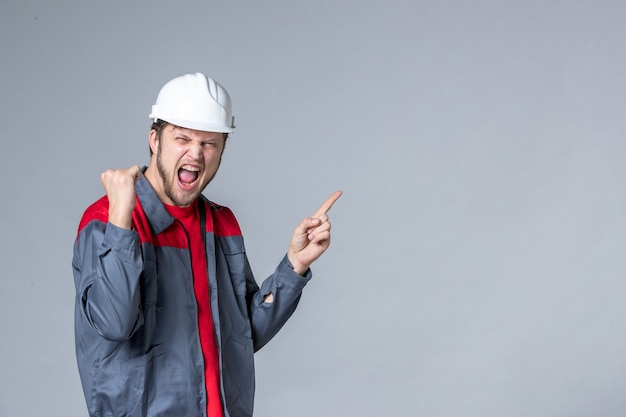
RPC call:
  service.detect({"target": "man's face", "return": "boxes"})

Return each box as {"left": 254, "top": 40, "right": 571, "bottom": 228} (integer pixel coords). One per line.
{"left": 147, "top": 124, "right": 226, "bottom": 207}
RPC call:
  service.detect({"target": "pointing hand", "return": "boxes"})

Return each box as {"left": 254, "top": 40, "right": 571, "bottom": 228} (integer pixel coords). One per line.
{"left": 287, "top": 190, "right": 343, "bottom": 275}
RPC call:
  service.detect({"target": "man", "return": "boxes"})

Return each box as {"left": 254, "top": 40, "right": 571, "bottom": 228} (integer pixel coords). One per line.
{"left": 72, "top": 72, "right": 341, "bottom": 417}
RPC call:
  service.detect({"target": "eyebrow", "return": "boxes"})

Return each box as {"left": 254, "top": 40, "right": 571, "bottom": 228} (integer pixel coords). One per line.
{"left": 175, "top": 132, "right": 221, "bottom": 143}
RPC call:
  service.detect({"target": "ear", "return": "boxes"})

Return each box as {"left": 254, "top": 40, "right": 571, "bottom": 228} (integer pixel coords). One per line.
{"left": 149, "top": 129, "right": 159, "bottom": 155}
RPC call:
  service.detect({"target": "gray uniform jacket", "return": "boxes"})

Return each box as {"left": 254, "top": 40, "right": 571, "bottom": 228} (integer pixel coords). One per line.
{"left": 73, "top": 171, "right": 312, "bottom": 417}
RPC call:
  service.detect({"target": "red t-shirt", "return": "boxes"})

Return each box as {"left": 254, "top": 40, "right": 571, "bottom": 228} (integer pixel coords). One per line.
{"left": 165, "top": 201, "right": 223, "bottom": 417}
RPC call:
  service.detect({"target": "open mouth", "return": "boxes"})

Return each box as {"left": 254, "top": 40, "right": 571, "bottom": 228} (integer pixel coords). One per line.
{"left": 178, "top": 165, "right": 200, "bottom": 187}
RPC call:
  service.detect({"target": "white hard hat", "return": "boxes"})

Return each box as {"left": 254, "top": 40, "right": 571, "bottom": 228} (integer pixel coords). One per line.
{"left": 149, "top": 73, "right": 235, "bottom": 133}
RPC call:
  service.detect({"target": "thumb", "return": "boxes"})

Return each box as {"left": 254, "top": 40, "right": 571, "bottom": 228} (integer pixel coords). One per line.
{"left": 129, "top": 165, "right": 141, "bottom": 182}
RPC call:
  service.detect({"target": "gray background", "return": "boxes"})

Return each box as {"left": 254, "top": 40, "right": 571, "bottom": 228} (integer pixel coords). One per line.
{"left": 1, "top": 1, "right": 625, "bottom": 416}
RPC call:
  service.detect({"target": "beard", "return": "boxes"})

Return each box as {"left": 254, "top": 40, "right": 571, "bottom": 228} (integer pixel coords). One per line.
{"left": 156, "top": 145, "right": 219, "bottom": 207}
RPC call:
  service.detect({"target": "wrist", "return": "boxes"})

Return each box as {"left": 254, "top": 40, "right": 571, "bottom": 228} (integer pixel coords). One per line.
{"left": 287, "top": 253, "right": 308, "bottom": 276}
{"left": 108, "top": 212, "right": 132, "bottom": 230}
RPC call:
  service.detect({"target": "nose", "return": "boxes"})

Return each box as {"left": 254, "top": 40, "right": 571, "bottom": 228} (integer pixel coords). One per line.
{"left": 188, "top": 142, "right": 204, "bottom": 159}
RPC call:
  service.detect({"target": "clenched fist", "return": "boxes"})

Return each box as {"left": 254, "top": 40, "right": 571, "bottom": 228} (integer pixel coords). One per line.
{"left": 100, "top": 165, "right": 141, "bottom": 229}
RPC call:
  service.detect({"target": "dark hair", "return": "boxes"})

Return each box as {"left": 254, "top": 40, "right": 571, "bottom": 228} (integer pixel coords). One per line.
{"left": 149, "top": 119, "right": 228, "bottom": 156}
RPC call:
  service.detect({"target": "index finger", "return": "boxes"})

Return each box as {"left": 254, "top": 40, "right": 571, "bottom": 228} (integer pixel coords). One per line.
{"left": 313, "top": 190, "right": 343, "bottom": 217}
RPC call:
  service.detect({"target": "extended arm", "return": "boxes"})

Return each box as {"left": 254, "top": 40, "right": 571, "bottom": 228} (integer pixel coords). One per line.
{"left": 248, "top": 191, "right": 342, "bottom": 349}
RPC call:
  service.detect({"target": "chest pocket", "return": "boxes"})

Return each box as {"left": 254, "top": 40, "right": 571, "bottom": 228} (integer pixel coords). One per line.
{"left": 215, "top": 235, "right": 250, "bottom": 296}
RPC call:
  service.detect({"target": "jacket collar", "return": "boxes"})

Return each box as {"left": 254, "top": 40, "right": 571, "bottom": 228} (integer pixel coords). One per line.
{"left": 136, "top": 166, "right": 176, "bottom": 236}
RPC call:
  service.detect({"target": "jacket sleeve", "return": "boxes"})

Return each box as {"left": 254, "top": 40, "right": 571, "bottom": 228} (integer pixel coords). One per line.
{"left": 247, "top": 255, "right": 312, "bottom": 351}
{"left": 73, "top": 218, "right": 144, "bottom": 342}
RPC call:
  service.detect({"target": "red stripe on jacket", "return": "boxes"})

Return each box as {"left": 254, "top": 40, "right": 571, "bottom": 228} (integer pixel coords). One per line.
{"left": 77, "top": 196, "right": 243, "bottom": 246}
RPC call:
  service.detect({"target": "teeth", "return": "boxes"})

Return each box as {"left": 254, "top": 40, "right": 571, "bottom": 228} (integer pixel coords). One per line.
{"left": 181, "top": 165, "right": 199, "bottom": 171}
